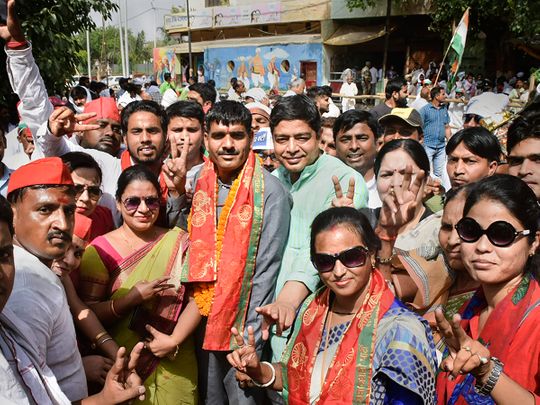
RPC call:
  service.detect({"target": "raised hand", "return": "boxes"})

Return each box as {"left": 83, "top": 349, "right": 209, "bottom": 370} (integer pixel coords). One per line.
{"left": 256, "top": 302, "right": 296, "bottom": 340}
{"left": 48, "top": 107, "right": 100, "bottom": 138}
{"left": 128, "top": 277, "right": 175, "bottom": 305}
{"left": 0, "top": 0, "right": 25, "bottom": 43}
{"left": 144, "top": 324, "right": 177, "bottom": 358}
{"left": 435, "top": 309, "right": 492, "bottom": 381}
{"left": 331, "top": 176, "right": 355, "bottom": 208}
{"left": 378, "top": 165, "right": 425, "bottom": 234}
{"left": 226, "top": 326, "right": 260, "bottom": 374}
{"left": 162, "top": 134, "right": 190, "bottom": 196}
{"left": 95, "top": 343, "right": 146, "bottom": 404}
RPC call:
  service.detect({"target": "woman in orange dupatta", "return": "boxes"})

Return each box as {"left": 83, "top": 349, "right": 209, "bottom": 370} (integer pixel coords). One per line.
{"left": 227, "top": 207, "right": 437, "bottom": 404}
{"left": 436, "top": 175, "right": 540, "bottom": 405}
{"left": 79, "top": 166, "right": 199, "bottom": 404}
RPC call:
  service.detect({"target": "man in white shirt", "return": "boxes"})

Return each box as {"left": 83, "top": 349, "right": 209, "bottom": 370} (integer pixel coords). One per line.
{"left": 5, "top": 157, "right": 87, "bottom": 401}
{"left": 0, "top": 189, "right": 146, "bottom": 405}
{"left": 333, "top": 109, "right": 381, "bottom": 208}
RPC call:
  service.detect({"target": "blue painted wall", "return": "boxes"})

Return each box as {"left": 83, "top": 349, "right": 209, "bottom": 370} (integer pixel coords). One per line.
{"left": 204, "top": 42, "right": 323, "bottom": 90}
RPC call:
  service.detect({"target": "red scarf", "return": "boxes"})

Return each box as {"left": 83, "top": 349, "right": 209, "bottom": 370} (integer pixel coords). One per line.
{"left": 437, "top": 275, "right": 540, "bottom": 403}
{"left": 283, "top": 270, "right": 394, "bottom": 404}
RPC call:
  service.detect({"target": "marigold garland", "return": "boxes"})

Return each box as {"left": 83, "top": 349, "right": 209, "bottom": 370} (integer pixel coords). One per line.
{"left": 191, "top": 171, "right": 243, "bottom": 316}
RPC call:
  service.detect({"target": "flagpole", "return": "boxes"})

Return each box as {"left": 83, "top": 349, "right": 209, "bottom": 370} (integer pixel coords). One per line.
{"left": 434, "top": 7, "right": 470, "bottom": 85}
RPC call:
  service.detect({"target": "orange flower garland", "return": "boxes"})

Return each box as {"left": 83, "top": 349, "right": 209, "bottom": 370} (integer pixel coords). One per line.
{"left": 192, "top": 173, "right": 243, "bottom": 316}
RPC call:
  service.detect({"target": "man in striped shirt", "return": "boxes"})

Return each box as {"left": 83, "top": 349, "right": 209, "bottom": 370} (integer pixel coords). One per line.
{"left": 420, "top": 86, "right": 451, "bottom": 180}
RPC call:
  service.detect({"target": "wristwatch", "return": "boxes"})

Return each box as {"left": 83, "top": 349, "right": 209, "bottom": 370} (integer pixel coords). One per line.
{"left": 474, "top": 357, "right": 504, "bottom": 396}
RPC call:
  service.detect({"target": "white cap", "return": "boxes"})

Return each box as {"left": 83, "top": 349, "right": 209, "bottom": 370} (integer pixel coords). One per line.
{"left": 245, "top": 102, "right": 271, "bottom": 118}
{"left": 244, "top": 87, "right": 267, "bottom": 103}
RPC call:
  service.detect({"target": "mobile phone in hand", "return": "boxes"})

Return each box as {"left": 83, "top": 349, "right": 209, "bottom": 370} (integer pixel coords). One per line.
{"left": 0, "top": 0, "right": 7, "bottom": 26}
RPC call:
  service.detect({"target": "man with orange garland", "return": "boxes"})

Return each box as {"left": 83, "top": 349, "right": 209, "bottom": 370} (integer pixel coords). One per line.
{"left": 180, "top": 101, "right": 291, "bottom": 404}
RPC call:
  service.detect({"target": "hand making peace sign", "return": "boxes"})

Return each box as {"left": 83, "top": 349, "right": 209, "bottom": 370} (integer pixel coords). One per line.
{"left": 162, "top": 134, "right": 190, "bottom": 196}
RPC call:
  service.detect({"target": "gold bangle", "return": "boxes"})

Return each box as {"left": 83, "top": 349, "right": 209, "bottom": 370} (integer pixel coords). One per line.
{"left": 93, "top": 331, "right": 108, "bottom": 343}
{"left": 110, "top": 300, "right": 121, "bottom": 318}
{"left": 167, "top": 344, "right": 180, "bottom": 361}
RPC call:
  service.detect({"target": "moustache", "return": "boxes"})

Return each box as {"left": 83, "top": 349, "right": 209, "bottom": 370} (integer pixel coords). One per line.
{"left": 47, "top": 231, "right": 71, "bottom": 243}
{"left": 99, "top": 136, "right": 117, "bottom": 144}
{"left": 218, "top": 150, "right": 239, "bottom": 156}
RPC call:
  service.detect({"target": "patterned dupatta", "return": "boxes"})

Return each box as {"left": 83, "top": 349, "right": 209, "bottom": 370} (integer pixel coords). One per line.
{"left": 181, "top": 152, "right": 264, "bottom": 351}
{"left": 437, "top": 274, "right": 540, "bottom": 404}
{"left": 120, "top": 150, "right": 168, "bottom": 203}
{"left": 282, "top": 270, "right": 395, "bottom": 404}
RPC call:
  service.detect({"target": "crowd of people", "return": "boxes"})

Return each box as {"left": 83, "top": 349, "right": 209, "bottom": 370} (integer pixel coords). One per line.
{"left": 2, "top": 1, "right": 540, "bottom": 404}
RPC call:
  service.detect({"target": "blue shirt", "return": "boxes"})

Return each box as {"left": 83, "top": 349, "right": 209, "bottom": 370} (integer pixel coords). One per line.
{"left": 420, "top": 103, "right": 449, "bottom": 148}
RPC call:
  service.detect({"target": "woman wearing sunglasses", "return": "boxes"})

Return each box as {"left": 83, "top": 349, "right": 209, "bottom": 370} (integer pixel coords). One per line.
{"left": 78, "top": 165, "right": 199, "bottom": 404}
{"left": 436, "top": 174, "right": 540, "bottom": 404}
{"left": 61, "top": 151, "right": 115, "bottom": 240}
{"left": 227, "top": 207, "right": 437, "bottom": 404}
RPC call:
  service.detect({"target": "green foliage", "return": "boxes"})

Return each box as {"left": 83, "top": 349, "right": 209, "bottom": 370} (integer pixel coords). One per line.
{"left": 0, "top": 0, "right": 117, "bottom": 98}
{"left": 74, "top": 27, "right": 153, "bottom": 75}
{"left": 345, "top": 0, "right": 540, "bottom": 41}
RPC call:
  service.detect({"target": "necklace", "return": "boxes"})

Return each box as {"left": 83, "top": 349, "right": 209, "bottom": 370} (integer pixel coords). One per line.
{"left": 332, "top": 310, "right": 355, "bottom": 315}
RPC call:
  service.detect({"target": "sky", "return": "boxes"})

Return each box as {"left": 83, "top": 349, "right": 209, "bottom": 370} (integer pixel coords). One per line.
{"left": 91, "top": 0, "right": 180, "bottom": 43}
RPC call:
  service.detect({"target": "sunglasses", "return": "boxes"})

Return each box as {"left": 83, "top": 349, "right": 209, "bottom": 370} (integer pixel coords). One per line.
{"left": 455, "top": 217, "right": 530, "bottom": 247}
{"left": 311, "top": 246, "right": 369, "bottom": 273}
{"left": 383, "top": 126, "right": 416, "bottom": 137}
{"left": 74, "top": 184, "right": 102, "bottom": 200}
{"left": 257, "top": 152, "right": 277, "bottom": 161}
{"left": 122, "top": 196, "right": 161, "bottom": 212}
{"left": 463, "top": 114, "right": 482, "bottom": 123}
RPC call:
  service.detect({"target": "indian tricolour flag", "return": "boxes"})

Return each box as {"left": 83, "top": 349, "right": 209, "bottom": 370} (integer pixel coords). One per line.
{"left": 447, "top": 8, "right": 469, "bottom": 91}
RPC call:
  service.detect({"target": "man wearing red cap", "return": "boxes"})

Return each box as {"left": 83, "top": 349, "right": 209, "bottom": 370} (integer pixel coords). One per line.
{"left": 5, "top": 157, "right": 87, "bottom": 401}
{"left": 80, "top": 97, "right": 123, "bottom": 157}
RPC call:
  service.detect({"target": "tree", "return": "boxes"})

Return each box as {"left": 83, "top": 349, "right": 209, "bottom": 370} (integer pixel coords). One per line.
{"left": 0, "top": 0, "right": 118, "bottom": 99}
{"left": 345, "top": 0, "right": 540, "bottom": 42}
{"left": 74, "top": 27, "right": 152, "bottom": 77}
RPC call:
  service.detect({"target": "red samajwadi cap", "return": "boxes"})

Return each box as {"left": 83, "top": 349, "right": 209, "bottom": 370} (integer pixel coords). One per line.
{"left": 83, "top": 97, "right": 121, "bottom": 124}
{"left": 7, "top": 157, "right": 74, "bottom": 196}
{"left": 73, "top": 213, "right": 92, "bottom": 242}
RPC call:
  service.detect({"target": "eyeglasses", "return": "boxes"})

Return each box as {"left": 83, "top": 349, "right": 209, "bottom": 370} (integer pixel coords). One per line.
{"left": 383, "top": 126, "right": 416, "bottom": 137}
{"left": 311, "top": 246, "right": 369, "bottom": 273}
{"left": 122, "top": 196, "right": 161, "bottom": 212}
{"left": 463, "top": 114, "right": 482, "bottom": 123}
{"left": 74, "top": 184, "right": 102, "bottom": 201}
{"left": 257, "top": 152, "right": 277, "bottom": 161}
{"left": 455, "top": 217, "right": 530, "bottom": 247}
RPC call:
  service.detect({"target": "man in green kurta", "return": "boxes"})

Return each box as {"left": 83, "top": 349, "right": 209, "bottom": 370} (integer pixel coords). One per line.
{"left": 257, "top": 95, "right": 369, "bottom": 372}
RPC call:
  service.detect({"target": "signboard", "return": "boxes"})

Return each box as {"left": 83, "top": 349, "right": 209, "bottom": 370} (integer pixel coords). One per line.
{"left": 164, "top": 9, "right": 213, "bottom": 30}
{"left": 213, "top": 3, "right": 281, "bottom": 28}
{"left": 252, "top": 128, "right": 273, "bottom": 150}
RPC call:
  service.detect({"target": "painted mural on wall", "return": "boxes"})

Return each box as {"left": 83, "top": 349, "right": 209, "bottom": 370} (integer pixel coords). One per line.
{"left": 153, "top": 48, "right": 181, "bottom": 85}
{"left": 204, "top": 43, "right": 322, "bottom": 90}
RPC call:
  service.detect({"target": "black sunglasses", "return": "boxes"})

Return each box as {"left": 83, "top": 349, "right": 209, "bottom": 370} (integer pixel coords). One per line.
{"left": 122, "top": 196, "right": 161, "bottom": 212}
{"left": 311, "top": 246, "right": 369, "bottom": 273}
{"left": 455, "top": 217, "right": 530, "bottom": 247}
{"left": 383, "top": 126, "right": 415, "bottom": 137}
{"left": 74, "top": 184, "right": 102, "bottom": 200}
{"left": 463, "top": 114, "right": 482, "bottom": 123}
